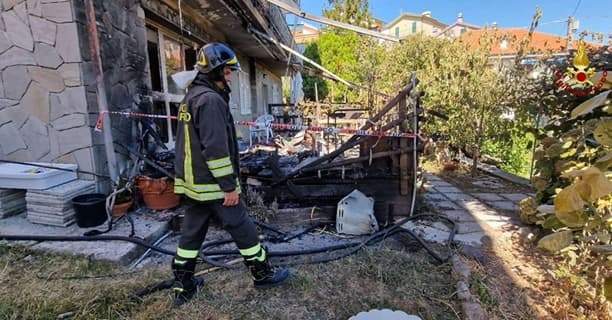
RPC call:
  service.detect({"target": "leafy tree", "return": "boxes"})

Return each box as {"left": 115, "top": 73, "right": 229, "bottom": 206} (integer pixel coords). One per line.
{"left": 302, "top": 42, "right": 329, "bottom": 101}
{"left": 375, "top": 32, "right": 539, "bottom": 175}
{"left": 323, "top": 0, "right": 372, "bottom": 28}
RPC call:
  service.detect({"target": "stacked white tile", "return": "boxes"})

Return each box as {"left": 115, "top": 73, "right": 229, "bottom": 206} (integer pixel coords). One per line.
{"left": 0, "top": 189, "right": 26, "bottom": 218}
{"left": 26, "top": 180, "right": 96, "bottom": 227}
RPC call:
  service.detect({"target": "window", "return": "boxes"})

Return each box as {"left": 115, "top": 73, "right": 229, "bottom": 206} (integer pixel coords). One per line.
{"left": 395, "top": 26, "right": 399, "bottom": 37}
{"left": 239, "top": 71, "right": 252, "bottom": 115}
{"left": 460, "top": 27, "right": 467, "bottom": 35}
{"left": 412, "top": 21, "right": 417, "bottom": 33}
{"left": 146, "top": 25, "right": 200, "bottom": 146}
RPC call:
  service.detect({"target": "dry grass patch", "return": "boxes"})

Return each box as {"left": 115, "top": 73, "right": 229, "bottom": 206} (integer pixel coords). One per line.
{"left": 0, "top": 243, "right": 459, "bottom": 320}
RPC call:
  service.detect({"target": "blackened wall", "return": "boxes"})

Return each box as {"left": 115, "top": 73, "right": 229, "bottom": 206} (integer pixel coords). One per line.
{"left": 73, "top": 0, "right": 151, "bottom": 183}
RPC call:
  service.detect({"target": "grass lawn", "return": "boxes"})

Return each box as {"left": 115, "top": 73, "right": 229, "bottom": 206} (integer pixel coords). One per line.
{"left": 0, "top": 242, "right": 460, "bottom": 320}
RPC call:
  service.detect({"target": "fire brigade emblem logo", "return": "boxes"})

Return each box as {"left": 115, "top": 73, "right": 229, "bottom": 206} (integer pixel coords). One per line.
{"left": 554, "top": 41, "right": 607, "bottom": 96}
{"left": 178, "top": 104, "right": 192, "bottom": 122}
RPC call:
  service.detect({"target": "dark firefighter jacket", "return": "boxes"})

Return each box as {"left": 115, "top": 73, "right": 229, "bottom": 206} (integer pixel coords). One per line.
{"left": 174, "top": 74, "right": 241, "bottom": 201}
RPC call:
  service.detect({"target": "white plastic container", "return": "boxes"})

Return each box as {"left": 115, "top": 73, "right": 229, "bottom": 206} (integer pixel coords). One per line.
{"left": 336, "top": 189, "right": 379, "bottom": 235}
{"left": 0, "top": 162, "right": 77, "bottom": 190}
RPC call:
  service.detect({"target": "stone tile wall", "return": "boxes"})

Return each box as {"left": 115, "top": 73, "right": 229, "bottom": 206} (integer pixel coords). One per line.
{"left": 73, "top": 0, "right": 151, "bottom": 182}
{"left": 0, "top": 0, "right": 95, "bottom": 178}
{"left": 0, "top": 0, "right": 150, "bottom": 189}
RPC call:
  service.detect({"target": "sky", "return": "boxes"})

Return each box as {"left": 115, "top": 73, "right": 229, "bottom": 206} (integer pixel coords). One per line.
{"left": 294, "top": 0, "right": 611, "bottom": 37}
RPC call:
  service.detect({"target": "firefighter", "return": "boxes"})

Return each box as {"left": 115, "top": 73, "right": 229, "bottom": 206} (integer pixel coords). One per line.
{"left": 172, "top": 42, "right": 289, "bottom": 306}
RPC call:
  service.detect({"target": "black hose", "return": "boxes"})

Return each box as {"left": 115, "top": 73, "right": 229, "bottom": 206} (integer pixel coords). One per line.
{"left": 0, "top": 214, "right": 455, "bottom": 264}
{"left": 0, "top": 235, "right": 176, "bottom": 256}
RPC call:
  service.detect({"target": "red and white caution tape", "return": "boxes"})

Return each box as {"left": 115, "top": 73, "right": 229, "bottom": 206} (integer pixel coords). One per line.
{"left": 95, "top": 111, "right": 420, "bottom": 139}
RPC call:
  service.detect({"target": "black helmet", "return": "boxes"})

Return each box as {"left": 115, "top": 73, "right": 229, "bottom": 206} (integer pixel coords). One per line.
{"left": 196, "top": 42, "right": 241, "bottom": 73}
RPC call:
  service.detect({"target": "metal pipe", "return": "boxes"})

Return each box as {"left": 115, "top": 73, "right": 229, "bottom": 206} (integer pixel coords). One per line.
{"left": 85, "top": 0, "right": 119, "bottom": 183}
{"left": 266, "top": 0, "right": 400, "bottom": 42}
{"left": 129, "top": 231, "right": 173, "bottom": 269}
{"left": 249, "top": 27, "right": 353, "bottom": 88}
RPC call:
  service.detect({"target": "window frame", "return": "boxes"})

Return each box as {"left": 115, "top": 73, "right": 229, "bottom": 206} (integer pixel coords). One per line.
{"left": 146, "top": 22, "right": 201, "bottom": 147}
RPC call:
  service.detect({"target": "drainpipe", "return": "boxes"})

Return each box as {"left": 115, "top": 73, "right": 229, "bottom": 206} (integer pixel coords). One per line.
{"left": 85, "top": 0, "right": 119, "bottom": 183}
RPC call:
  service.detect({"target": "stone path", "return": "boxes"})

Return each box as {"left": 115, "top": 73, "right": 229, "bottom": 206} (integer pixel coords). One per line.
{"left": 403, "top": 172, "right": 532, "bottom": 248}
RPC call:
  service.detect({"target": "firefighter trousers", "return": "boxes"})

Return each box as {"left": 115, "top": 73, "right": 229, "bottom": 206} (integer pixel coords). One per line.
{"left": 174, "top": 199, "right": 261, "bottom": 262}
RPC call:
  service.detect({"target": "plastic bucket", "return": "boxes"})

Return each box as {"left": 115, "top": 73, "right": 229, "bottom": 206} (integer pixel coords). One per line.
{"left": 72, "top": 193, "right": 108, "bottom": 228}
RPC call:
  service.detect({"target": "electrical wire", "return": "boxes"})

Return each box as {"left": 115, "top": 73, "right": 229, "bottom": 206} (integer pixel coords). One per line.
{"left": 571, "top": 0, "right": 582, "bottom": 17}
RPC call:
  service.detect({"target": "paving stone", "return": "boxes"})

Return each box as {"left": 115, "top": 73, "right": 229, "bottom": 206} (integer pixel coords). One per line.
{"left": 435, "top": 186, "right": 463, "bottom": 194}
{"left": 431, "top": 200, "right": 460, "bottom": 210}
{"left": 41, "top": 1, "right": 72, "bottom": 23}
{"left": 55, "top": 23, "right": 81, "bottom": 63}
{"left": 26, "top": 0, "right": 42, "bottom": 17}
{"left": 1, "top": 65, "right": 31, "bottom": 100}
{"left": 423, "top": 192, "right": 448, "bottom": 202}
{"left": 486, "top": 201, "right": 518, "bottom": 212}
{"left": 20, "top": 81, "right": 50, "bottom": 122}
{"left": 2, "top": 10, "right": 33, "bottom": 51}
{"left": 0, "top": 121, "right": 26, "bottom": 154}
{"left": 0, "top": 46, "right": 35, "bottom": 70}
{"left": 0, "top": 214, "right": 169, "bottom": 265}
{"left": 28, "top": 66, "right": 65, "bottom": 92}
{"left": 423, "top": 173, "right": 442, "bottom": 181}
{"left": 430, "top": 180, "right": 453, "bottom": 188}
{"left": 19, "top": 117, "right": 49, "bottom": 159}
{"left": 402, "top": 222, "right": 485, "bottom": 247}
{"left": 57, "top": 126, "right": 91, "bottom": 154}
{"left": 33, "top": 42, "right": 62, "bottom": 68}
{"left": 29, "top": 15, "right": 56, "bottom": 45}
{"left": 500, "top": 193, "right": 529, "bottom": 203}
{"left": 456, "top": 222, "right": 485, "bottom": 234}
{"left": 0, "top": 31, "right": 11, "bottom": 54}
{"left": 58, "top": 63, "right": 81, "bottom": 86}
{"left": 441, "top": 209, "right": 476, "bottom": 222}
{"left": 472, "top": 179, "right": 504, "bottom": 190}
{"left": 51, "top": 113, "right": 85, "bottom": 131}
{"left": 444, "top": 192, "right": 476, "bottom": 202}
{"left": 472, "top": 193, "right": 504, "bottom": 201}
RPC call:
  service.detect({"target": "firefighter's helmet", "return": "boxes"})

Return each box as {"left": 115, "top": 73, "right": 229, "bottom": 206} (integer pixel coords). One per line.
{"left": 196, "top": 42, "right": 241, "bottom": 73}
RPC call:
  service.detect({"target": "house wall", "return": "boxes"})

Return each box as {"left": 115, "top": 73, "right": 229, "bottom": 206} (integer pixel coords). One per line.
{"left": 383, "top": 16, "right": 445, "bottom": 38}
{"left": 0, "top": 0, "right": 96, "bottom": 180}
{"left": 72, "top": 0, "right": 150, "bottom": 189}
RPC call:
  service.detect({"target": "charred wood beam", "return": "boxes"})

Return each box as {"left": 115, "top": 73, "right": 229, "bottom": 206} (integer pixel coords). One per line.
{"left": 300, "top": 147, "right": 420, "bottom": 173}
{"left": 283, "top": 74, "right": 418, "bottom": 180}
{"left": 267, "top": 154, "right": 302, "bottom": 197}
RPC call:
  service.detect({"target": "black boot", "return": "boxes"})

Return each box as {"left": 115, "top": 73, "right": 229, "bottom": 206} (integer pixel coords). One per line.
{"left": 245, "top": 256, "right": 290, "bottom": 289}
{"left": 171, "top": 258, "right": 203, "bottom": 307}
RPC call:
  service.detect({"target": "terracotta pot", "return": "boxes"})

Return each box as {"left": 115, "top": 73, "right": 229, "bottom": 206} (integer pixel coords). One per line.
{"left": 112, "top": 199, "right": 133, "bottom": 218}
{"left": 136, "top": 176, "right": 180, "bottom": 210}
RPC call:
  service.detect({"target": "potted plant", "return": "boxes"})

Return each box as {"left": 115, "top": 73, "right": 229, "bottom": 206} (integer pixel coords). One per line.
{"left": 136, "top": 175, "right": 180, "bottom": 210}
{"left": 111, "top": 178, "right": 134, "bottom": 218}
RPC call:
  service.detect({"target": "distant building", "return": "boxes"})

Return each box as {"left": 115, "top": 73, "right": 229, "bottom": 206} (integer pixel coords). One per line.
{"left": 460, "top": 28, "right": 575, "bottom": 60}
{"left": 290, "top": 23, "right": 321, "bottom": 44}
{"left": 437, "top": 13, "right": 481, "bottom": 38}
{"left": 382, "top": 11, "right": 448, "bottom": 38}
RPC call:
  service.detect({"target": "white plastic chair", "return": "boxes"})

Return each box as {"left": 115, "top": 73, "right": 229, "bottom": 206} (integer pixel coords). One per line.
{"left": 249, "top": 114, "right": 275, "bottom": 146}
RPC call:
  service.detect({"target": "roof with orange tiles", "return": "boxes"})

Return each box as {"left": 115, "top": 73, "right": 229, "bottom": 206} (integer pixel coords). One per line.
{"left": 459, "top": 28, "right": 574, "bottom": 55}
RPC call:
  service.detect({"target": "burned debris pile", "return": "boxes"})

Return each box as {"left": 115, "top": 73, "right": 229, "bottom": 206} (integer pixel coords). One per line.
{"left": 241, "top": 78, "right": 423, "bottom": 225}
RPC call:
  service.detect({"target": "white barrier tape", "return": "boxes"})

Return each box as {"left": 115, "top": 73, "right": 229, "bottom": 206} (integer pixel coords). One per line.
{"left": 94, "top": 111, "right": 421, "bottom": 139}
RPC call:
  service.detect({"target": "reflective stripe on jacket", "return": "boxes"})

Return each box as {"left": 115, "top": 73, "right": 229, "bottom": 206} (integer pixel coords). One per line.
{"left": 174, "top": 76, "right": 241, "bottom": 201}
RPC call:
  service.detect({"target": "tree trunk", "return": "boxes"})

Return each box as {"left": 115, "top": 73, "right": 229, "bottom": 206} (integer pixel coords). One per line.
{"left": 471, "top": 105, "right": 487, "bottom": 176}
